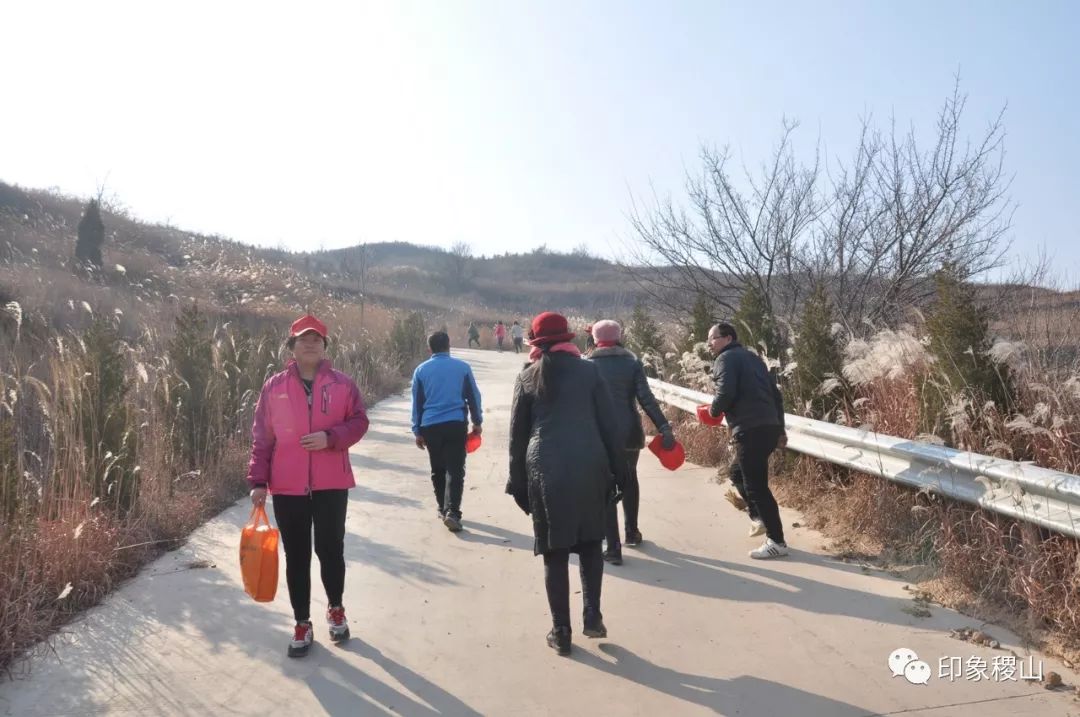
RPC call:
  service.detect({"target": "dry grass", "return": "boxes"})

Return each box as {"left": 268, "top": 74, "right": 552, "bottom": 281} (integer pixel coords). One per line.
{"left": 0, "top": 187, "right": 432, "bottom": 672}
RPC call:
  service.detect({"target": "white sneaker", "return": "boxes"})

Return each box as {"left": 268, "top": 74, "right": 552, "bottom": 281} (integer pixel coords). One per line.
{"left": 749, "top": 539, "right": 789, "bottom": 559}
{"left": 748, "top": 519, "right": 766, "bottom": 537}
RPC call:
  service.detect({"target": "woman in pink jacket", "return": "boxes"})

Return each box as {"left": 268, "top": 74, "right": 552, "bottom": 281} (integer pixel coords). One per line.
{"left": 247, "top": 314, "right": 370, "bottom": 658}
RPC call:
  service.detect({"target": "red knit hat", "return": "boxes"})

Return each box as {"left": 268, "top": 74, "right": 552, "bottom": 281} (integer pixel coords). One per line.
{"left": 289, "top": 314, "right": 328, "bottom": 339}
{"left": 528, "top": 312, "right": 576, "bottom": 345}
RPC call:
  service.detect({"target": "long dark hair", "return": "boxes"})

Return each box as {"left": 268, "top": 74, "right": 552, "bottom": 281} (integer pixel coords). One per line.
{"left": 527, "top": 342, "right": 557, "bottom": 401}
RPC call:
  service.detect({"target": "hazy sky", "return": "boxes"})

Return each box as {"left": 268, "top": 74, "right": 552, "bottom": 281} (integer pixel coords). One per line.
{"left": 2, "top": 1, "right": 1077, "bottom": 271}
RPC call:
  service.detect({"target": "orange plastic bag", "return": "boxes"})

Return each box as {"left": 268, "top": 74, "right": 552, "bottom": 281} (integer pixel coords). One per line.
{"left": 696, "top": 404, "right": 725, "bottom": 427}
{"left": 647, "top": 433, "right": 686, "bottom": 471}
{"left": 239, "top": 505, "right": 279, "bottom": 602}
{"left": 465, "top": 431, "right": 482, "bottom": 454}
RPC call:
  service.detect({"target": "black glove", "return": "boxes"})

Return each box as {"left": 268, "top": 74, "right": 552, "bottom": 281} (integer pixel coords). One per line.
{"left": 607, "top": 480, "right": 623, "bottom": 506}
{"left": 661, "top": 426, "right": 676, "bottom": 451}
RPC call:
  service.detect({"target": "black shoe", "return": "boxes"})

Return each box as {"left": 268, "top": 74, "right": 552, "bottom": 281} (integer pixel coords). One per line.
{"left": 603, "top": 548, "right": 622, "bottom": 565}
{"left": 546, "top": 626, "right": 571, "bottom": 656}
{"left": 625, "top": 529, "right": 643, "bottom": 547}
{"left": 582, "top": 609, "right": 607, "bottom": 638}
{"left": 443, "top": 514, "right": 462, "bottom": 532}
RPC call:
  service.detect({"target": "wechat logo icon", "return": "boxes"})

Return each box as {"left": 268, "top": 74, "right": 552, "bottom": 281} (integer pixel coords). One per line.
{"left": 889, "top": 648, "right": 931, "bottom": 685}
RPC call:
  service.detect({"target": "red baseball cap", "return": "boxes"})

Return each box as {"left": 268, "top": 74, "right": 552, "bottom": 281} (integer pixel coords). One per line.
{"left": 289, "top": 314, "right": 328, "bottom": 339}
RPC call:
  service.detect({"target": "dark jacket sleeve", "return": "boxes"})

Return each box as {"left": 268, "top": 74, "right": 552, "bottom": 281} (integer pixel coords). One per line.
{"left": 593, "top": 374, "right": 627, "bottom": 487}
{"left": 633, "top": 360, "right": 669, "bottom": 432}
{"left": 710, "top": 352, "right": 739, "bottom": 417}
{"left": 506, "top": 374, "right": 532, "bottom": 501}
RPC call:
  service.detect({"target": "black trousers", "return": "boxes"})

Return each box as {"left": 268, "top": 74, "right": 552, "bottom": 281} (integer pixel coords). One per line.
{"left": 273, "top": 489, "right": 349, "bottom": 623}
{"left": 605, "top": 450, "right": 641, "bottom": 547}
{"left": 732, "top": 425, "right": 784, "bottom": 543}
{"left": 543, "top": 541, "right": 604, "bottom": 629}
{"left": 420, "top": 420, "right": 467, "bottom": 519}
{"left": 729, "top": 460, "right": 759, "bottom": 522}
{"left": 513, "top": 337, "right": 524, "bottom": 353}
{"left": 468, "top": 336, "right": 481, "bottom": 348}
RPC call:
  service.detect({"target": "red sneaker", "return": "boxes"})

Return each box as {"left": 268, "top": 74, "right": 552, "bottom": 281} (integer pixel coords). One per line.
{"left": 327, "top": 605, "right": 350, "bottom": 643}
{"left": 288, "top": 621, "right": 313, "bottom": 658}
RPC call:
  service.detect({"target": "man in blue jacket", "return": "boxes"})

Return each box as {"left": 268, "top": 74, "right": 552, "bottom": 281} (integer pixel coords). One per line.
{"left": 412, "top": 331, "right": 483, "bottom": 532}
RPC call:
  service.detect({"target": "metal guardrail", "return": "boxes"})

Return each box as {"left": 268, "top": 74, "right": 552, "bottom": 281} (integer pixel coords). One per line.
{"left": 649, "top": 378, "right": 1080, "bottom": 540}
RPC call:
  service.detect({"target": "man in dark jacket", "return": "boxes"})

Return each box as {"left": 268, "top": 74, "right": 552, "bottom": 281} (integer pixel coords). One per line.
{"left": 587, "top": 319, "right": 675, "bottom": 564}
{"left": 708, "top": 322, "right": 789, "bottom": 559}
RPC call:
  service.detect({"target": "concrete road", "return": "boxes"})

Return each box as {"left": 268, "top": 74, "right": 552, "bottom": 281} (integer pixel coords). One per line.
{"left": 2, "top": 348, "right": 1077, "bottom": 716}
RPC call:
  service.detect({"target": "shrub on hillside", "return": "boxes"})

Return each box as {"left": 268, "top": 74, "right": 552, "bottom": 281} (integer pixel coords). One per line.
{"left": 75, "top": 199, "right": 105, "bottom": 268}
{"left": 733, "top": 285, "right": 781, "bottom": 358}
{"left": 790, "top": 284, "right": 845, "bottom": 418}
{"left": 624, "top": 302, "right": 665, "bottom": 375}
{"left": 80, "top": 318, "right": 138, "bottom": 510}
{"left": 920, "top": 265, "right": 1013, "bottom": 442}
{"left": 679, "top": 294, "right": 715, "bottom": 355}
{"left": 390, "top": 311, "right": 427, "bottom": 368}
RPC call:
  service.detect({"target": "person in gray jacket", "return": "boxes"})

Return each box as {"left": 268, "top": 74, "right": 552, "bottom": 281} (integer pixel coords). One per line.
{"left": 707, "top": 322, "right": 789, "bottom": 559}
{"left": 506, "top": 312, "right": 625, "bottom": 656}
{"left": 587, "top": 319, "right": 675, "bottom": 564}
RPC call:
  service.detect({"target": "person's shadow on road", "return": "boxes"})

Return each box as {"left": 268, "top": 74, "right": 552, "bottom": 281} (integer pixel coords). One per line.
{"left": 574, "top": 643, "right": 872, "bottom": 716}
{"left": 307, "top": 638, "right": 482, "bottom": 716}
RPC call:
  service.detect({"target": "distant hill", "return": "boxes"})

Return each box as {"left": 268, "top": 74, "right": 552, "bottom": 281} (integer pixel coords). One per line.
{"left": 0, "top": 183, "right": 648, "bottom": 338}
{"left": 4, "top": 180, "right": 1075, "bottom": 354}
{"left": 260, "top": 241, "right": 645, "bottom": 319}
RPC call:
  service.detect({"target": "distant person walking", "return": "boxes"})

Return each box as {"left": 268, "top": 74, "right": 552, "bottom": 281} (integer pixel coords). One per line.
{"left": 467, "top": 322, "right": 481, "bottom": 349}
{"left": 494, "top": 321, "right": 507, "bottom": 352}
{"left": 506, "top": 312, "right": 625, "bottom": 656}
{"left": 587, "top": 320, "right": 675, "bottom": 564}
{"left": 510, "top": 320, "right": 525, "bottom": 353}
{"left": 247, "top": 314, "right": 370, "bottom": 658}
{"left": 706, "top": 322, "right": 789, "bottom": 559}
{"left": 411, "top": 331, "right": 483, "bottom": 532}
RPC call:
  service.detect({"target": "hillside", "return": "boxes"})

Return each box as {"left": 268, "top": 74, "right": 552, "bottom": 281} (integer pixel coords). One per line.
{"left": 3, "top": 180, "right": 1077, "bottom": 354}
{"left": 0, "top": 183, "right": 649, "bottom": 346}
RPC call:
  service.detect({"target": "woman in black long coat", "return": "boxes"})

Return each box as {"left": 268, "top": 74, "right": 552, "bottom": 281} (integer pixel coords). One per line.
{"left": 506, "top": 312, "right": 625, "bottom": 656}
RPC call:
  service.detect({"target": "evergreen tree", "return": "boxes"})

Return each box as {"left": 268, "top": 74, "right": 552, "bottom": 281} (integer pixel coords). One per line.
{"left": 921, "top": 264, "right": 1012, "bottom": 437}
{"left": 732, "top": 285, "right": 780, "bottom": 357}
{"left": 791, "top": 284, "right": 843, "bottom": 417}
{"left": 391, "top": 311, "right": 427, "bottom": 367}
{"left": 75, "top": 199, "right": 105, "bottom": 267}
{"left": 680, "top": 294, "right": 715, "bottom": 354}
{"left": 624, "top": 301, "right": 663, "bottom": 358}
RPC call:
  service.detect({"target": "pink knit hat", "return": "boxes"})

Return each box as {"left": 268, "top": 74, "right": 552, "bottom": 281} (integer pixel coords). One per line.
{"left": 591, "top": 320, "right": 622, "bottom": 344}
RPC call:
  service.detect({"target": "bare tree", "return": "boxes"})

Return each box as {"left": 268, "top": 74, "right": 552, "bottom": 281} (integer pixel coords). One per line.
{"left": 624, "top": 80, "right": 1012, "bottom": 333}
{"left": 448, "top": 241, "right": 473, "bottom": 286}
{"left": 342, "top": 242, "right": 373, "bottom": 330}
{"left": 809, "top": 82, "right": 1013, "bottom": 325}
{"left": 623, "top": 120, "right": 821, "bottom": 322}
